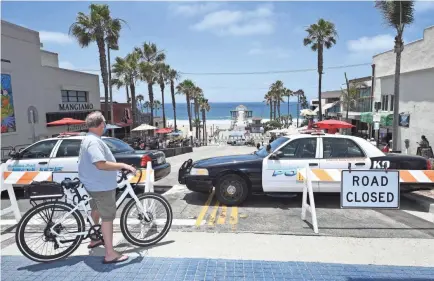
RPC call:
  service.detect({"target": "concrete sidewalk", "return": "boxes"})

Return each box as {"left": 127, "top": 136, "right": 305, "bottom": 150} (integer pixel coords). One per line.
{"left": 3, "top": 231, "right": 434, "bottom": 266}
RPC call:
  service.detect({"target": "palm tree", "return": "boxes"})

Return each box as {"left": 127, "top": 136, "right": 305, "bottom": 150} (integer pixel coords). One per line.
{"left": 200, "top": 98, "right": 210, "bottom": 143}
{"left": 270, "top": 80, "right": 284, "bottom": 120}
{"left": 111, "top": 76, "right": 130, "bottom": 104}
{"left": 156, "top": 63, "right": 170, "bottom": 128}
{"left": 143, "top": 101, "right": 151, "bottom": 113}
{"left": 191, "top": 86, "right": 204, "bottom": 139}
{"left": 264, "top": 91, "right": 273, "bottom": 121}
{"left": 167, "top": 67, "right": 180, "bottom": 131}
{"left": 136, "top": 94, "right": 144, "bottom": 112}
{"left": 70, "top": 4, "right": 124, "bottom": 121}
{"left": 376, "top": 0, "right": 414, "bottom": 151}
{"left": 112, "top": 51, "right": 140, "bottom": 126}
{"left": 176, "top": 79, "right": 195, "bottom": 133}
{"left": 293, "top": 89, "right": 305, "bottom": 127}
{"left": 153, "top": 100, "right": 161, "bottom": 116}
{"left": 283, "top": 88, "right": 293, "bottom": 120}
{"left": 136, "top": 42, "right": 166, "bottom": 128}
{"left": 303, "top": 18, "right": 338, "bottom": 121}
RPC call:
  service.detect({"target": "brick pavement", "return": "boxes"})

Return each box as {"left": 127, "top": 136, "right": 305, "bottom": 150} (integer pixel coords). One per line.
{"left": 1, "top": 255, "right": 434, "bottom": 281}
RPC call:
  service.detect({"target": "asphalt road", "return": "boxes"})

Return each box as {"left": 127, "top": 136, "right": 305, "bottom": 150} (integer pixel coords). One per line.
{"left": 2, "top": 145, "right": 434, "bottom": 239}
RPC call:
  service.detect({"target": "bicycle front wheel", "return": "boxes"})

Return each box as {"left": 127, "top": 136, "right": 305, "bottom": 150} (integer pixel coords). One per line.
{"left": 120, "top": 192, "right": 173, "bottom": 247}
{"left": 15, "top": 201, "right": 85, "bottom": 262}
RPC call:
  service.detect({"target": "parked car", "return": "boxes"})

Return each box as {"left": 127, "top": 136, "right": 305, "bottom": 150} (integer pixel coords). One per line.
{"left": 5, "top": 134, "right": 171, "bottom": 190}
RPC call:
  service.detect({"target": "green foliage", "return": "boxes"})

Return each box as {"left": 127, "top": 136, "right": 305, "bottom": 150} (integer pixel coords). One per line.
{"left": 263, "top": 120, "right": 283, "bottom": 133}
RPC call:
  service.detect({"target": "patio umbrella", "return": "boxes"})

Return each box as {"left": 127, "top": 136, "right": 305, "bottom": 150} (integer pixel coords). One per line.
{"left": 106, "top": 124, "right": 121, "bottom": 130}
{"left": 314, "top": 120, "right": 354, "bottom": 129}
{"left": 156, "top": 128, "right": 173, "bottom": 134}
{"left": 131, "top": 124, "right": 157, "bottom": 131}
{"left": 47, "top": 118, "right": 85, "bottom": 131}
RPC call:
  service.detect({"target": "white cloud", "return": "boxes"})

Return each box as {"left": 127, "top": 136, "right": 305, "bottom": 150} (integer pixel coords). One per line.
{"left": 248, "top": 44, "right": 290, "bottom": 59}
{"left": 191, "top": 4, "right": 275, "bottom": 36}
{"left": 347, "top": 34, "right": 395, "bottom": 54}
{"left": 415, "top": 1, "right": 434, "bottom": 13}
{"left": 39, "top": 31, "right": 73, "bottom": 45}
{"left": 169, "top": 3, "right": 222, "bottom": 17}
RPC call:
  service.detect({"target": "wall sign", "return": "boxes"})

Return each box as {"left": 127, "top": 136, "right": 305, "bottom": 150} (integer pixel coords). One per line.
{"left": 399, "top": 113, "right": 410, "bottom": 128}
{"left": 59, "top": 103, "right": 94, "bottom": 111}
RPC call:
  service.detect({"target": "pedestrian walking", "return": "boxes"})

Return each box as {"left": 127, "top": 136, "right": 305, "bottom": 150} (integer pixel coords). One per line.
{"left": 78, "top": 111, "right": 136, "bottom": 264}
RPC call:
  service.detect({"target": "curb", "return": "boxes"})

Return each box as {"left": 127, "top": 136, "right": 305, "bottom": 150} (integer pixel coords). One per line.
{"left": 402, "top": 193, "right": 434, "bottom": 213}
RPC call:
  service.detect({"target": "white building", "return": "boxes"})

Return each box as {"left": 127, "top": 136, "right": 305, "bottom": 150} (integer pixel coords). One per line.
{"left": 1, "top": 21, "right": 100, "bottom": 149}
{"left": 372, "top": 25, "right": 434, "bottom": 154}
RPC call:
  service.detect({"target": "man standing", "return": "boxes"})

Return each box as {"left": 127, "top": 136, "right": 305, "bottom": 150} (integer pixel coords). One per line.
{"left": 78, "top": 111, "right": 136, "bottom": 264}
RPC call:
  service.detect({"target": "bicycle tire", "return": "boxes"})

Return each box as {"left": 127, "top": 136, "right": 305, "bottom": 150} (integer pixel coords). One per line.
{"left": 120, "top": 192, "right": 173, "bottom": 247}
{"left": 15, "top": 201, "right": 85, "bottom": 263}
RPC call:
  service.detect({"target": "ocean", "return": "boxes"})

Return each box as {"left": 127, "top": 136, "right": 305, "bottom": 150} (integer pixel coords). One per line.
{"left": 153, "top": 102, "right": 301, "bottom": 121}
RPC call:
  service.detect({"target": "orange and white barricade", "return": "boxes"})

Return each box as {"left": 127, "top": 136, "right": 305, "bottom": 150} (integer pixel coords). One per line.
{"left": 299, "top": 165, "right": 319, "bottom": 234}
{"left": 1, "top": 164, "right": 155, "bottom": 223}
{"left": 1, "top": 164, "right": 22, "bottom": 222}
{"left": 297, "top": 169, "right": 434, "bottom": 184}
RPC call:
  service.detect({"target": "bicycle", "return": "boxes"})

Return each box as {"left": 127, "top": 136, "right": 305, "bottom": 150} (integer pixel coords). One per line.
{"left": 15, "top": 169, "right": 173, "bottom": 263}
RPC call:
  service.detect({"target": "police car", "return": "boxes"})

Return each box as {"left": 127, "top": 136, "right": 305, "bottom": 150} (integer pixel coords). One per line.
{"left": 5, "top": 134, "right": 171, "bottom": 189}
{"left": 179, "top": 133, "right": 432, "bottom": 206}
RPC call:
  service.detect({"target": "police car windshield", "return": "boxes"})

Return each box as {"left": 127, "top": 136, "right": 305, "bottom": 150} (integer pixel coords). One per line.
{"left": 103, "top": 138, "right": 134, "bottom": 153}
{"left": 256, "top": 137, "right": 288, "bottom": 157}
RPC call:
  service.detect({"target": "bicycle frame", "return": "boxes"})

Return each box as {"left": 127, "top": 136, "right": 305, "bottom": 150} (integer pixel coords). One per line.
{"left": 49, "top": 174, "right": 155, "bottom": 247}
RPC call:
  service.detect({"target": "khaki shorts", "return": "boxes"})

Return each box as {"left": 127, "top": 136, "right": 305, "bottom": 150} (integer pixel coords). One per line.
{"left": 87, "top": 189, "right": 117, "bottom": 222}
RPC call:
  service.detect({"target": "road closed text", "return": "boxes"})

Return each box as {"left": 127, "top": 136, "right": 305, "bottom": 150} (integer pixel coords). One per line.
{"left": 341, "top": 170, "right": 399, "bottom": 209}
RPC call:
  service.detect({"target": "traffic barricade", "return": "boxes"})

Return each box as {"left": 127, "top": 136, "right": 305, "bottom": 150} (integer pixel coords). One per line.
{"left": 0, "top": 163, "right": 22, "bottom": 222}
{"left": 296, "top": 166, "right": 434, "bottom": 234}
{"left": 1, "top": 162, "right": 155, "bottom": 223}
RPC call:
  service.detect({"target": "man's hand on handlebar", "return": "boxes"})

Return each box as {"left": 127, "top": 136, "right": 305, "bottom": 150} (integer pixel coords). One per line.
{"left": 121, "top": 163, "right": 136, "bottom": 174}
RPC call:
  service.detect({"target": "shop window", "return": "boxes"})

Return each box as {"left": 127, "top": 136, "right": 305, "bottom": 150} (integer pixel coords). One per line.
{"left": 61, "top": 90, "right": 88, "bottom": 102}
{"left": 390, "top": 95, "right": 394, "bottom": 111}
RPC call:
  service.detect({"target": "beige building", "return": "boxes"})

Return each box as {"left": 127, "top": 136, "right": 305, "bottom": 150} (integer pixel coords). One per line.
{"left": 372, "top": 25, "right": 434, "bottom": 154}
{"left": 1, "top": 21, "right": 100, "bottom": 150}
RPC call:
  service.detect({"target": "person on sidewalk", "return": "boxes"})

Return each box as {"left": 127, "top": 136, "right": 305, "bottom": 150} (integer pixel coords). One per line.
{"left": 78, "top": 111, "right": 136, "bottom": 264}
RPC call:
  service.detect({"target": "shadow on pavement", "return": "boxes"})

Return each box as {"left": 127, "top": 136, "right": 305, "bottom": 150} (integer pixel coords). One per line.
{"left": 17, "top": 255, "right": 144, "bottom": 273}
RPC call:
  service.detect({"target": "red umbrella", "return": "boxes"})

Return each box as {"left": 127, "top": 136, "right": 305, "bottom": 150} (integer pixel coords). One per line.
{"left": 155, "top": 128, "right": 173, "bottom": 134}
{"left": 47, "top": 118, "right": 85, "bottom": 131}
{"left": 314, "top": 120, "right": 354, "bottom": 129}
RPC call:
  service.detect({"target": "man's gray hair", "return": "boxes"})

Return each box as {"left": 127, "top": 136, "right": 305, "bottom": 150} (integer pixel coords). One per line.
{"left": 85, "top": 111, "right": 105, "bottom": 128}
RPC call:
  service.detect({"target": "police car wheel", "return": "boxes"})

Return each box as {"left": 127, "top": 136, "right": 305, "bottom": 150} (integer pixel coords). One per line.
{"left": 215, "top": 174, "right": 248, "bottom": 206}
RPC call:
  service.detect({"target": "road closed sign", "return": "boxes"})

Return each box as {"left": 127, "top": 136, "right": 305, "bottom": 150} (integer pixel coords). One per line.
{"left": 341, "top": 170, "right": 400, "bottom": 209}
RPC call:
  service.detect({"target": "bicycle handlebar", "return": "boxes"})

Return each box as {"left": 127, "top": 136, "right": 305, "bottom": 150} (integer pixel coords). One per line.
{"left": 117, "top": 167, "right": 139, "bottom": 184}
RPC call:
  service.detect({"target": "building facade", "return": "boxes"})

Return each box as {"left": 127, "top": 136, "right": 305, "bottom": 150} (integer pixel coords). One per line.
{"left": 1, "top": 21, "right": 100, "bottom": 148}
{"left": 372, "top": 25, "right": 434, "bottom": 154}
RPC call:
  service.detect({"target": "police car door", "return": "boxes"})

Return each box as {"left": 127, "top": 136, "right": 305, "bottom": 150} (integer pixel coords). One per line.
{"left": 262, "top": 137, "right": 320, "bottom": 192}
{"left": 319, "top": 137, "right": 371, "bottom": 192}
{"left": 5, "top": 140, "right": 59, "bottom": 172}
{"left": 47, "top": 139, "right": 82, "bottom": 172}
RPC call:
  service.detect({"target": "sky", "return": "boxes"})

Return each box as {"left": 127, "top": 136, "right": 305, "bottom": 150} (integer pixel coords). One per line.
{"left": 2, "top": 1, "right": 434, "bottom": 103}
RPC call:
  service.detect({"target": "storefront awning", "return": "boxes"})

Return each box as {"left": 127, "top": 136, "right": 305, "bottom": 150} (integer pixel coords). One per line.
{"left": 360, "top": 112, "right": 393, "bottom": 127}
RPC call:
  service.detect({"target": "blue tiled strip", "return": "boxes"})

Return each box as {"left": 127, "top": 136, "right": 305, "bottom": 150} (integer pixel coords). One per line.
{"left": 1, "top": 256, "right": 434, "bottom": 281}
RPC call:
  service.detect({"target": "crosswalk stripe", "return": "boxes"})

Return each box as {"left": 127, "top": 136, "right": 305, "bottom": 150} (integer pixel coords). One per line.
{"left": 208, "top": 200, "right": 220, "bottom": 226}
{"left": 195, "top": 191, "right": 214, "bottom": 227}
{"left": 217, "top": 205, "right": 227, "bottom": 225}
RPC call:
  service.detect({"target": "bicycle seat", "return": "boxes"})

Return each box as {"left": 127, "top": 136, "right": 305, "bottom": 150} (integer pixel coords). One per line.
{"left": 61, "top": 179, "right": 81, "bottom": 190}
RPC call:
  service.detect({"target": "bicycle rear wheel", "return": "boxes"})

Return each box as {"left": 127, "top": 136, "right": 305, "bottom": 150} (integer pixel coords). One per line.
{"left": 15, "top": 201, "right": 85, "bottom": 262}
{"left": 120, "top": 192, "right": 173, "bottom": 247}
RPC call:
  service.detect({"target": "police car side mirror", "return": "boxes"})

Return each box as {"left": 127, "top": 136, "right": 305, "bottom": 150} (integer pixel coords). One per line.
{"left": 9, "top": 150, "right": 20, "bottom": 159}
{"left": 270, "top": 151, "right": 283, "bottom": 160}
